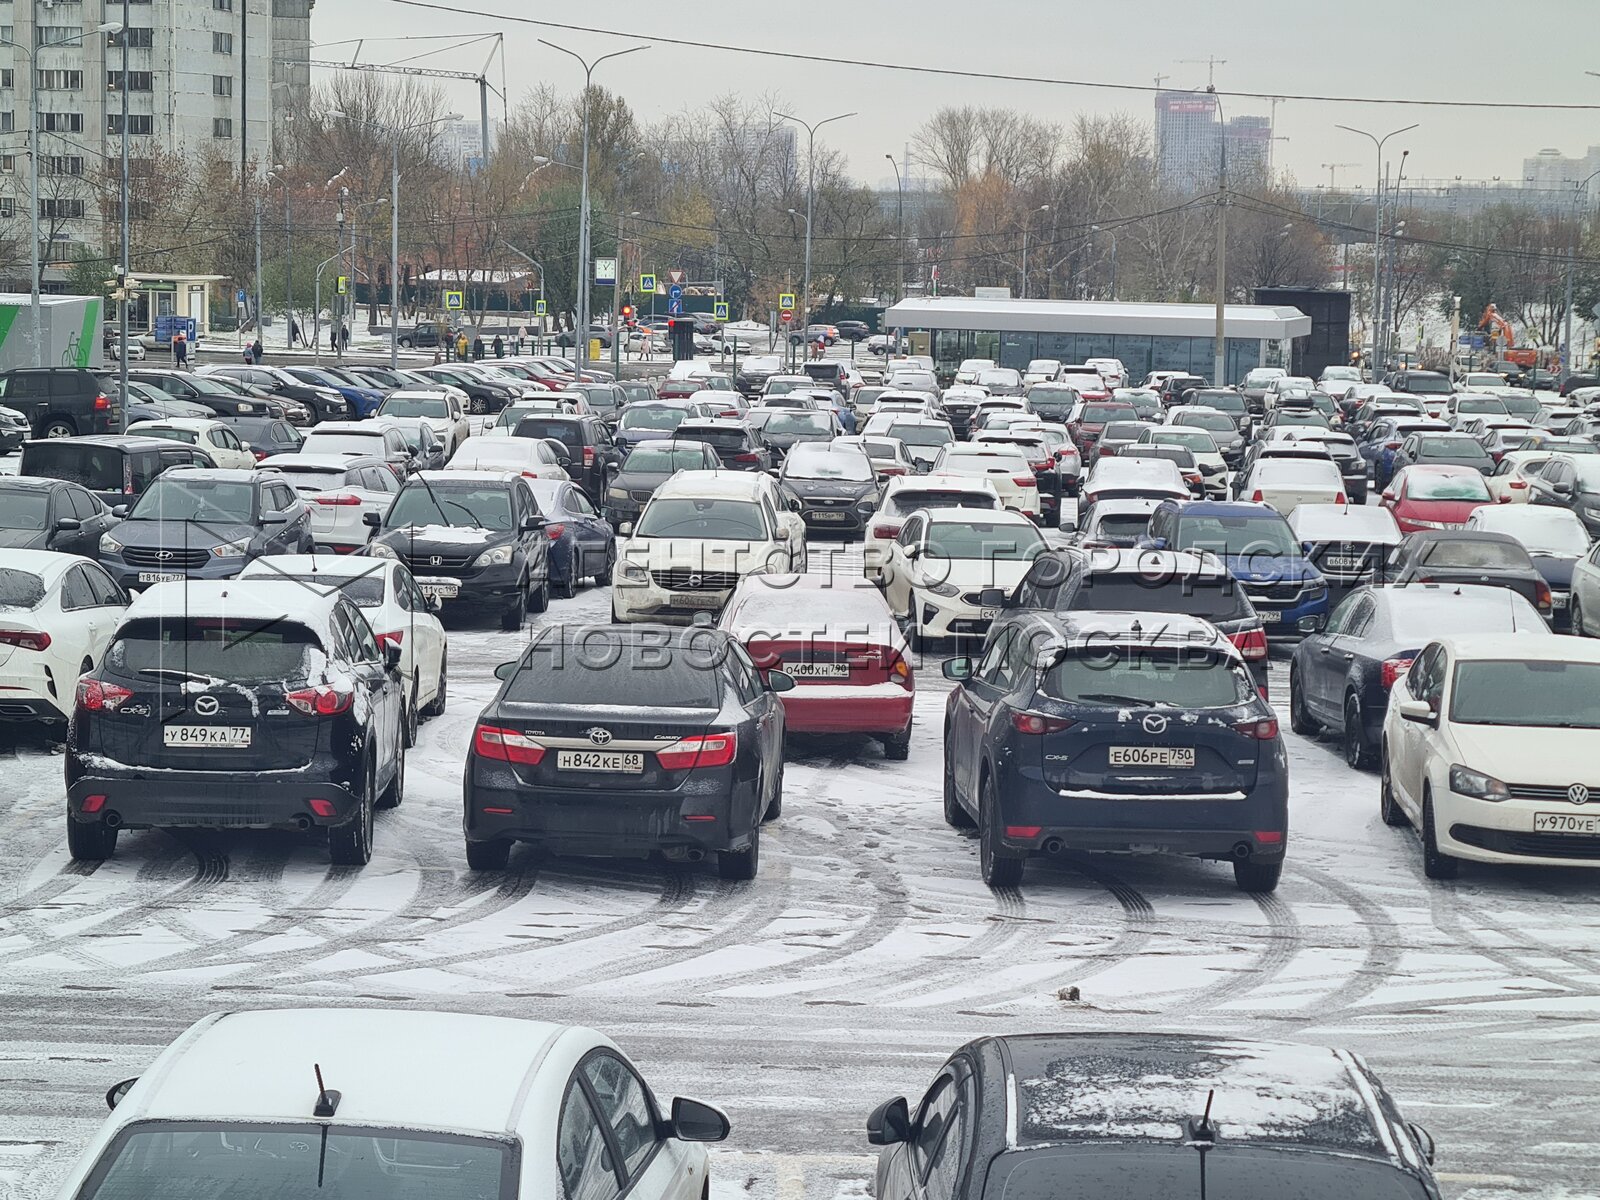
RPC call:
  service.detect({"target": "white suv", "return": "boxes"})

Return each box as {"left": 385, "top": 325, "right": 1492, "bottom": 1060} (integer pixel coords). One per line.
{"left": 376, "top": 388, "right": 470, "bottom": 456}
{"left": 611, "top": 471, "right": 806, "bottom": 624}
{"left": 928, "top": 443, "right": 1039, "bottom": 516}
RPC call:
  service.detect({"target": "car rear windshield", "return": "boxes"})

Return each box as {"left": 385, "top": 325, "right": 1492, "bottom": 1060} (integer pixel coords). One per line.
{"left": 77, "top": 1121, "right": 514, "bottom": 1200}
{"left": 1175, "top": 514, "right": 1300, "bottom": 558}
{"left": 1451, "top": 659, "right": 1600, "bottom": 728}
{"left": 1420, "top": 437, "right": 1487, "bottom": 458}
{"left": 513, "top": 417, "right": 583, "bottom": 451}
{"left": 987, "top": 1149, "right": 1429, "bottom": 1200}
{"left": 636, "top": 497, "right": 766, "bottom": 540}
{"left": 1067, "top": 574, "right": 1254, "bottom": 622}
{"left": 0, "top": 568, "right": 44, "bottom": 608}
{"left": 888, "top": 489, "right": 996, "bottom": 514}
{"left": 0, "top": 491, "right": 49, "bottom": 530}
{"left": 1082, "top": 404, "right": 1133, "bottom": 423}
{"left": 766, "top": 412, "right": 832, "bottom": 435}
{"left": 304, "top": 432, "right": 387, "bottom": 457}
{"left": 624, "top": 445, "right": 712, "bottom": 472}
{"left": 20, "top": 443, "right": 127, "bottom": 491}
{"left": 272, "top": 466, "right": 350, "bottom": 492}
{"left": 621, "top": 406, "right": 688, "bottom": 431}
{"left": 1151, "top": 429, "right": 1219, "bottom": 450}
{"left": 888, "top": 423, "right": 951, "bottom": 448}
{"left": 381, "top": 396, "right": 449, "bottom": 418}
{"left": 1041, "top": 647, "right": 1252, "bottom": 709}
{"left": 1456, "top": 397, "right": 1507, "bottom": 414}
{"left": 1174, "top": 412, "right": 1235, "bottom": 434}
{"left": 128, "top": 478, "right": 255, "bottom": 523}
{"left": 1403, "top": 375, "right": 1454, "bottom": 395}
{"left": 271, "top": 573, "right": 385, "bottom": 608}
{"left": 1094, "top": 514, "right": 1155, "bottom": 542}
{"left": 135, "top": 427, "right": 199, "bottom": 445}
{"left": 784, "top": 445, "right": 874, "bottom": 481}
{"left": 505, "top": 637, "right": 720, "bottom": 708}
{"left": 677, "top": 427, "right": 748, "bottom": 450}
{"left": 1407, "top": 473, "right": 1491, "bottom": 501}
{"left": 1193, "top": 392, "right": 1246, "bottom": 413}
{"left": 924, "top": 521, "right": 1044, "bottom": 560}
{"left": 1103, "top": 422, "right": 1149, "bottom": 440}
{"left": 1422, "top": 539, "right": 1531, "bottom": 569}
{"left": 387, "top": 484, "right": 512, "bottom": 530}
{"left": 107, "top": 618, "right": 320, "bottom": 684}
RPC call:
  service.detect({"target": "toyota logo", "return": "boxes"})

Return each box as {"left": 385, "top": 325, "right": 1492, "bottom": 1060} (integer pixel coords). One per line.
{"left": 686, "top": 573, "right": 703, "bottom": 590}
{"left": 193, "top": 696, "right": 220, "bottom": 716}
{"left": 1570, "top": 784, "right": 1591, "bottom": 806}
{"left": 156, "top": 550, "right": 174, "bottom": 561}
{"left": 1142, "top": 713, "right": 1169, "bottom": 735}
{"left": 586, "top": 727, "right": 613, "bottom": 746}
{"left": 430, "top": 556, "right": 443, "bottom": 567}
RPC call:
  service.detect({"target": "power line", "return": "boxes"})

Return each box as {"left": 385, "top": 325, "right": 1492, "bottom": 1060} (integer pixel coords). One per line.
{"left": 385, "top": 0, "right": 1600, "bottom": 112}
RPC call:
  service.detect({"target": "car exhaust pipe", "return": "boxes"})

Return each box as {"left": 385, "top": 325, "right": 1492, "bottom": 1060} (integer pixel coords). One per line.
{"left": 103, "top": 810, "right": 122, "bottom": 829}
{"left": 1232, "top": 841, "right": 1253, "bottom": 861}
{"left": 1042, "top": 837, "right": 1065, "bottom": 855}
{"left": 685, "top": 848, "right": 705, "bottom": 863}
{"left": 293, "top": 815, "right": 312, "bottom": 832}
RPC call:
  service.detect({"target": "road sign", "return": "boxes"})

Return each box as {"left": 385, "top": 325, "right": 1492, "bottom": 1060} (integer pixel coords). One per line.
{"left": 779, "top": 292, "right": 795, "bottom": 311}
{"left": 713, "top": 301, "right": 729, "bottom": 321}
{"left": 780, "top": 309, "right": 794, "bottom": 325}
{"left": 535, "top": 299, "right": 547, "bottom": 317}
{"left": 666, "top": 268, "right": 686, "bottom": 285}
{"left": 594, "top": 257, "right": 617, "bottom": 285}
{"left": 667, "top": 283, "right": 684, "bottom": 316}
{"left": 444, "top": 290, "right": 464, "bottom": 311}
{"left": 639, "top": 273, "right": 657, "bottom": 294}
{"left": 335, "top": 275, "right": 348, "bottom": 296}
{"left": 236, "top": 289, "right": 247, "bottom": 305}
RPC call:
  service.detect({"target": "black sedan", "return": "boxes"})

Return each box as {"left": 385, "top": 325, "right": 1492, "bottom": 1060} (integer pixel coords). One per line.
{"left": 869, "top": 1033, "right": 1443, "bottom": 1200}
{"left": 525, "top": 477, "right": 617, "bottom": 597}
{"left": 1386, "top": 530, "right": 1553, "bottom": 619}
{"left": 364, "top": 471, "right": 551, "bottom": 628}
{"left": 778, "top": 441, "right": 880, "bottom": 538}
{"left": 220, "top": 414, "right": 304, "bottom": 461}
{"left": 463, "top": 623, "right": 792, "bottom": 877}
{"left": 604, "top": 439, "right": 722, "bottom": 526}
{"left": 1391, "top": 431, "right": 1495, "bottom": 476}
{"left": 758, "top": 409, "right": 839, "bottom": 460}
{"left": 1289, "top": 582, "right": 1547, "bottom": 771}
{"left": 0, "top": 476, "right": 119, "bottom": 559}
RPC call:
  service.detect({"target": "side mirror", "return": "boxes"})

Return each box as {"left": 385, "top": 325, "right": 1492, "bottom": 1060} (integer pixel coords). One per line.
{"left": 54, "top": 517, "right": 82, "bottom": 532}
{"left": 766, "top": 669, "right": 796, "bottom": 694}
{"left": 866, "top": 1096, "right": 912, "bottom": 1146}
{"left": 786, "top": 497, "right": 802, "bottom": 512}
{"left": 1407, "top": 1122, "right": 1437, "bottom": 1166}
{"left": 618, "top": 521, "right": 634, "bottom": 536}
{"left": 522, "top": 515, "right": 544, "bottom": 532}
{"left": 425, "top": 592, "right": 443, "bottom": 612}
{"left": 363, "top": 511, "right": 382, "bottom": 528}
{"left": 941, "top": 657, "right": 973, "bottom": 681}
{"left": 1380, "top": 490, "right": 1395, "bottom": 504}
{"left": 383, "top": 642, "right": 403, "bottom": 672}
{"left": 260, "top": 512, "right": 287, "bottom": 525}
{"left": 671, "top": 1096, "right": 731, "bottom": 1143}
{"left": 1555, "top": 480, "right": 1574, "bottom": 496}
{"left": 1398, "top": 698, "right": 1436, "bottom": 725}
{"left": 978, "top": 587, "right": 1007, "bottom": 608}
{"left": 1147, "top": 536, "right": 1168, "bottom": 551}
{"left": 106, "top": 1077, "right": 139, "bottom": 1111}
{"left": 112, "top": 505, "right": 128, "bottom": 517}
{"left": 773, "top": 526, "right": 791, "bottom": 541}
{"left": 493, "top": 660, "right": 519, "bottom": 681}
{"left": 904, "top": 544, "right": 921, "bottom": 560}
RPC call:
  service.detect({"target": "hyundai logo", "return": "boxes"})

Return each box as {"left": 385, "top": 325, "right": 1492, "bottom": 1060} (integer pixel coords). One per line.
{"left": 586, "top": 727, "right": 613, "bottom": 746}
{"left": 1570, "top": 783, "right": 1591, "bottom": 806}
{"left": 156, "top": 550, "right": 174, "bottom": 561}
{"left": 193, "top": 695, "right": 220, "bottom": 716}
{"left": 1142, "top": 713, "right": 1169, "bottom": 735}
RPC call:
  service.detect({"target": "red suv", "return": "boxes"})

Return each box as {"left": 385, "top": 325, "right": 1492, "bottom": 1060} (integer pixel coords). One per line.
{"left": 1066, "top": 400, "right": 1137, "bottom": 458}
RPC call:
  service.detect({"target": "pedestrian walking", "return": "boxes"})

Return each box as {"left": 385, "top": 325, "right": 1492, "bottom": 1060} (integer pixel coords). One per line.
{"left": 339, "top": 325, "right": 350, "bottom": 351}
{"left": 456, "top": 332, "right": 469, "bottom": 361}
{"left": 473, "top": 335, "right": 485, "bottom": 361}
{"left": 242, "top": 343, "right": 255, "bottom": 365}
{"left": 288, "top": 317, "right": 301, "bottom": 348}
{"left": 492, "top": 334, "right": 504, "bottom": 358}
{"left": 172, "top": 330, "right": 188, "bottom": 368}
{"left": 251, "top": 337, "right": 264, "bottom": 364}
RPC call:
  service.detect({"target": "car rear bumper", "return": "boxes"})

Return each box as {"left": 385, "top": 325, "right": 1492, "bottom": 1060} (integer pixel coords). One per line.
{"left": 780, "top": 686, "right": 913, "bottom": 734}
{"left": 66, "top": 770, "right": 360, "bottom": 831}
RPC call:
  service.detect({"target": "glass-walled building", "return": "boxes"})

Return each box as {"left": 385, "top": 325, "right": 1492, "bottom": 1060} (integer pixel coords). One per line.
{"left": 882, "top": 297, "right": 1312, "bottom": 386}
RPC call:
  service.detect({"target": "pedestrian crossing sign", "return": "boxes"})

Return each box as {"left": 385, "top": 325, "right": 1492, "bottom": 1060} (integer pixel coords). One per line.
{"left": 335, "top": 275, "right": 348, "bottom": 296}
{"left": 535, "top": 299, "right": 547, "bottom": 317}
{"left": 639, "top": 273, "right": 657, "bottom": 294}
{"left": 779, "top": 292, "right": 796, "bottom": 310}
{"left": 444, "top": 291, "right": 464, "bottom": 311}
{"left": 713, "top": 301, "right": 729, "bottom": 321}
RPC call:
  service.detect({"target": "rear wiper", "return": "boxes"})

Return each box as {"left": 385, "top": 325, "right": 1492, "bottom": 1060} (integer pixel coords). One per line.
{"left": 1075, "top": 693, "right": 1156, "bottom": 707}
{"left": 138, "top": 668, "right": 213, "bottom": 684}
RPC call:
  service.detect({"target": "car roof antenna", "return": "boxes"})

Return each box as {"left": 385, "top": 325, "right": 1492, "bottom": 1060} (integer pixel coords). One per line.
{"left": 1185, "top": 1088, "right": 1216, "bottom": 1200}
{"left": 312, "top": 1063, "right": 341, "bottom": 1118}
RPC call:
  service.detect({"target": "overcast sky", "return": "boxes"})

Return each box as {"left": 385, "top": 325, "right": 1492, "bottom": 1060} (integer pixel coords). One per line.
{"left": 319, "top": 0, "right": 1600, "bottom": 193}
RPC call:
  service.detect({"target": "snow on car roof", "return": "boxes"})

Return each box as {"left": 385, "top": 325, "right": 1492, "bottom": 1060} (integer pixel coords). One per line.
{"left": 1008, "top": 1035, "right": 1391, "bottom": 1154}
{"left": 1288, "top": 504, "right": 1402, "bottom": 542}
{"left": 721, "top": 574, "right": 904, "bottom": 645}
{"left": 655, "top": 470, "right": 768, "bottom": 499}
{"left": 888, "top": 474, "right": 998, "bottom": 497}
{"left": 305, "top": 421, "right": 387, "bottom": 435}
{"left": 261, "top": 453, "right": 382, "bottom": 471}
{"left": 123, "top": 579, "right": 342, "bottom": 643}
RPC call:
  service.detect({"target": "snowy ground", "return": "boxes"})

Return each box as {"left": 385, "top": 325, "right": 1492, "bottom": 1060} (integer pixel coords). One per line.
{"left": 1, "top": 510, "right": 1598, "bottom": 1199}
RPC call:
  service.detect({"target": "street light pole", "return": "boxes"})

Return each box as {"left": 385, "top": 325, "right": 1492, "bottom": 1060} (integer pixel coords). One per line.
{"left": 1563, "top": 169, "right": 1600, "bottom": 378}
{"left": 118, "top": 0, "right": 129, "bottom": 420}
{"left": 884, "top": 153, "right": 904, "bottom": 304}
{"left": 1019, "top": 204, "right": 1050, "bottom": 300}
{"left": 1212, "top": 86, "right": 1228, "bottom": 386}
{"left": 539, "top": 41, "right": 649, "bottom": 375}
{"left": 777, "top": 110, "right": 856, "bottom": 329}
{"left": 1337, "top": 122, "right": 1418, "bottom": 375}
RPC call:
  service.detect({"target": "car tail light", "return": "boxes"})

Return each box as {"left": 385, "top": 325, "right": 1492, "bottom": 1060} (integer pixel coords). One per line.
{"left": 882, "top": 466, "right": 907, "bottom": 476}
{"left": 1231, "top": 629, "right": 1269, "bottom": 662}
{"left": 93, "top": 393, "right": 110, "bottom": 411}
{"left": 285, "top": 685, "right": 354, "bottom": 715}
{"left": 1251, "top": 489, "right": 1265, "bottom": 502}
{"left": 1233, "top": 717, "right": 1280, "bottom": 740}
{"left": 1536, "top": 580, "right": 1552, "bottom": 610}
{"left": 308, "top": 798, "right": 338, "bottom": 818}
{"left": 77, "top": 679, "right": 132, "bottom": 711}
{"left": 1184, "top": 471, "right": 1203, "bottom": 486}
{"left": 1253, "top": 830, "right": 1284, "bottom": 845}
{"left": 1006, "top": 825, "right": 1043, "bottom": 838}
{"left": 1099, "top": 444, "right": 1116, "bottom": 455}
{"left": 583, "top": 446, "right": 596, "bottom": 468}
{"left": 374, "top": 630, "right": 404, "bottom": 654}
{"left": 81, "top": 794, "right": 107, "bottom": 814}
{"left": 1380, "top": 656, "right": 1415, "bottom": 690}
{"left": 314, "top": 493, "right": 362, "bottom": 506}
{"left": 546, "top": 523, "right": 566, "bottom": 540}
{"left": 734, "top": 452, "right": 761, "bottom": 464}
{"left": 1010, "top": 711, "right": 1073, "bottom": 735}
{"left": 253, "top": 450, "right": 268, "bottom": 461}
{"left": 1334, "top": 492, "right": 1347, "bottom": 504}
{"left": 887, "top": 653, "right": 914, "bottom": 690}
{"left": 1013, "top": 475, "right": 1037, "bottom": 488}
{"left": 0, "top": 628, "right": 50, "bottom": 651}
{"left": 720, "top": 409, "right": 740, "bottom": 419}
{"left": 473, "top": 723, "right": 546, "bottom": 765}
{"left": 656, "top": 731, "right": 738, "bottom": 769}
{"left": 873, "top": 523, "right": 902, "bottom": 539}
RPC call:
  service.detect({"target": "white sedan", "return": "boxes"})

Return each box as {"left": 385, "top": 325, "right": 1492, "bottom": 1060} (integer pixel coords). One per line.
{"left": 447, "top": 436, "right": 572, "bottom": 479}
{"left": 1238, "top": 457, "right": 1347, "bottom": 517}
{"left": 126, "top": 417, "right": 256, "bottom": 470}
{"left": 862, "top": 475, "right": 1001, "bottom": 582}
{"left": 0, "top": 550, "right": 126, "bottom": 723}
{"left": 51, "top": 1009, "right": 728, "bottom": 1200}
{"left": 928, "top": 443, "right": 1039, "bottom": 515}
{"left": 1382, "top": 635, "right": 1600, "bottom": 878}
{"left": 259, "top": 454, "right": 400, "bottom": 555}
{"left": 879, "top": 508, "right": 1044, "bottom": 647}
{"left": 241, "top": 554, "right": 446, "bottom": 745}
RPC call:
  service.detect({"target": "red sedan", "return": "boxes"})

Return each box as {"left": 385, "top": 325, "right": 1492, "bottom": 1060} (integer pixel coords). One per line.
{"left": 720, "top": 573, "right": 914, "bottom": 760}
{"left": 1380, "top": 464, "right": 1493, "bottom": 533}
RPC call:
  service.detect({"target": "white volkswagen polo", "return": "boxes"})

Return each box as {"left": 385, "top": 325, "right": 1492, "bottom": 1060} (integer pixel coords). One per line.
{"left": 1381, "top": 634, "right": 1600, "bottom": 879}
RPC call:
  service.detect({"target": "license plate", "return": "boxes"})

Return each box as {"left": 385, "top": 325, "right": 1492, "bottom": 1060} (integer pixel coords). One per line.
{"left": 1324, "top": 555, "right": 1364, "bottom": 570}
{"left": 138, "top": 571, "right": 184, "bottom": 584}
{"left": 1554, "top": 593, "right": 1570, "bottom": 608}
{"left": 163, "top": 725, "right": 251, "bottom": 748}
{"left": 670, "top": 592, "right": 723, "bottom": 608}
{"left": 1533, "top": 811, "right": 1600, "bottom": 835}
{"left": 418, "top": 580, "right": 460, "bottom": 600}
{"left": 786, "top": 662, "right": 850, "bottom": 678}
{"left": 555, "top": 749, "right": 644, "bottom": 773}
{"left": 979, "top": 607, "right": 999, "bottom": 620}
{"left": 1109, "top": 745, "right": 1196, "bottom": 768}
{"left": 1259, "top": 609, "right": 1283, "bottom": 624}
{"left": 808, "top": 511, "right": 851, "bottom": 522}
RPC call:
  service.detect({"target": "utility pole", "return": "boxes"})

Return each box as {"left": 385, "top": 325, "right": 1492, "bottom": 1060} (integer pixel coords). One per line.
{"left": 253, "top": 193, "right": 263, "bottom": 344}
{"left": 885, "top": 153, "right": 904, "bottom": 303}
{"left": 1337, "top": 123, "right": 1418, "bottom": 376}
{"left": 118, "top": 0, "right": 130, "bottom": 421}
{"left": 778, "top": 109, "right": 856, "bottom": 329}
{"left": 1211, "top": 86, "right": 1227, "bottom": 386}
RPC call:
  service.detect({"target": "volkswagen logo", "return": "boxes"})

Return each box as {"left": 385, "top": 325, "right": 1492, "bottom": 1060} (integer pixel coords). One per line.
{"left": 1142, "top": 713, "right": 1169, "bottom": 735}
{"left": 686, "top": 573, "right": 703, "bottom": 590}
{"left": 156, "top": 550, "right": 174, "bottom": 561}
{"left": 586, "top": 727, "right": 613, "bottom": 746}
{"left": 429, "top": 556, "right": 443, "bottom": 567}
{"left": 193, "top": 695, "right": 220, "bottom": 716}
{"left": 1570, "top": 783, "right": 1591, "bottom": 806}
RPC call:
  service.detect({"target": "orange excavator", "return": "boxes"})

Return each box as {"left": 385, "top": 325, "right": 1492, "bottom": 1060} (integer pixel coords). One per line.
{"left": 1478, "top": 304, "right": 1537, "bottom": 367}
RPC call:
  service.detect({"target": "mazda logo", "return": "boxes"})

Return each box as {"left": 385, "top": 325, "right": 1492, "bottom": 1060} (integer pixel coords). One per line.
{"left": 586, "top": 727, "right": 613, "bottom": 746}
{"left": 686, "top": 574, "right": 703, "bottom": 589}
{"left": 156, "top": 550, "right": 174, "bottom": 561}
{"left": 430, "top": 556, "right": 443, "bottom": 567}
{"left": 1570, "top": 784, "right": 1591, "bottom": 806}
{"left": 193, "top": 696, "right": 220, "bottom": 716}
{"left": 1142, "top": 713, "right": 1169, "bottom": 735}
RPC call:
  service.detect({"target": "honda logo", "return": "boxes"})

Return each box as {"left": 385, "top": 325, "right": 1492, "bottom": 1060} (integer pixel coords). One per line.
{"left": 1570, "top": 784, "right": 1591, "bottom": 806}
{"left": 1142, "top": 713, "right": 1169, "bottom": 735}
{"left": 430, "top": 556, "right": 443, "bottom": 567}
{"left": 586, "top": 727, "right": 613, "bottom": 746}
{"left": 193, "top": 695, "right": 220, "bottom": 716}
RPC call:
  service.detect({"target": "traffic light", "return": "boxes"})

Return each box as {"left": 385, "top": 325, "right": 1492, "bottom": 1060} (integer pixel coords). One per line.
{"left": 621, "top": 304, "right": 634, "bottom": 323}
{"left": 667, "top": 318, "right": 695, "bottom": 361}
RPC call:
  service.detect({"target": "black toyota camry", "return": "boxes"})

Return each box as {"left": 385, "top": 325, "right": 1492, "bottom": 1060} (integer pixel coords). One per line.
{"left": 464, "top": 622, "right": 792, "bottom": 878}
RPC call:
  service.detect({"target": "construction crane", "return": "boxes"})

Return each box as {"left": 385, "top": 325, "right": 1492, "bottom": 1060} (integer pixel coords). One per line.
{"left": 1178, "top": 57, "right": 1227, "bottom": 89}
{"left": 1321, "top": 162, "right": 1358, "bottom": 189}
{"left": 1153, "top": 73, "right": 1170, "bottom": 91}
{"left": 301, "top": 34, "right": 507, "bottom": 163}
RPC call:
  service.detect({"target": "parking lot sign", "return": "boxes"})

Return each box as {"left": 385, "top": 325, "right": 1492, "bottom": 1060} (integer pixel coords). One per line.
{"left": 444, "top": 291, "right": 464, "bottom": 311}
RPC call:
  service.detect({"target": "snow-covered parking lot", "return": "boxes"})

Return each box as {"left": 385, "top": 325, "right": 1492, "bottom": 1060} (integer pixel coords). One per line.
{"left": 0, "top": 538, "right": 1597, "bottom": 1200}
